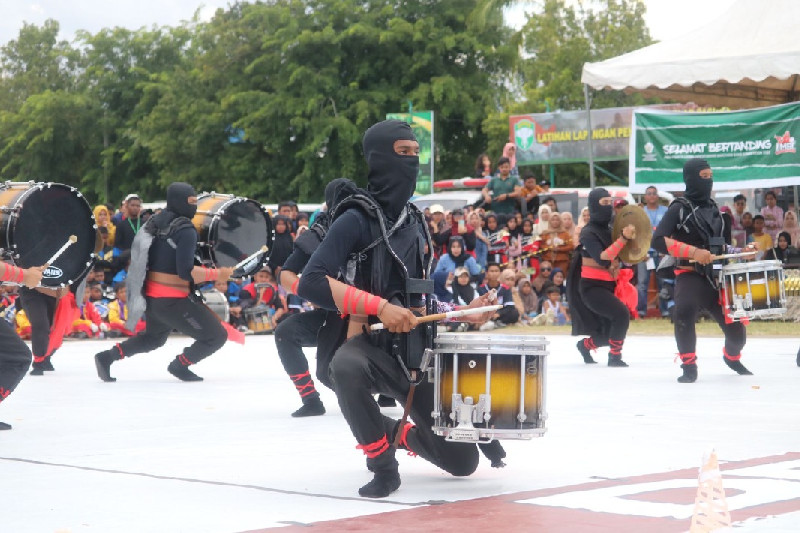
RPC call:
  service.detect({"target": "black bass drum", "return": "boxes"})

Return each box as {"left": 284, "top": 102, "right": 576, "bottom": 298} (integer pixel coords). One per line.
{"left": 192, "top": 192, "right": 273, "bottom": 277}
{"left": 0, "top": 182, "right": 96, "bottom": 287}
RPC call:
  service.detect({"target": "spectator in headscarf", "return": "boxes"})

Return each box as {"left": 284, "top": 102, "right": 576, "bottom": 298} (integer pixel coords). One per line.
{"left": 502, "top": 142, "right": 519, "bottom": 177}
{"left": 533, "top": 204, "right": 551, "bottom": 237}
{"left": 764, "top": 231, "right": 796, "bottom": 264}
{"left": 433, "top": 236, "right": 482, "bottom": 302}
{"left": 782, "top": 210, "right": 800, "bottom": 246}
{"left": 517, "top": 278, "right": 539, "bottom": 324}
{"left": 268, "top": 215, "right": 294, "bottom": 278}
{"left": 760, "top": 191, "right": 783, "bottom": 241}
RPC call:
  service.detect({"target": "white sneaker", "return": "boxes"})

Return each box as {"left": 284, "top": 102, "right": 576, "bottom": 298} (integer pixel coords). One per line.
{"left": 479, "top": 320, "right": 496, "bottom": 331}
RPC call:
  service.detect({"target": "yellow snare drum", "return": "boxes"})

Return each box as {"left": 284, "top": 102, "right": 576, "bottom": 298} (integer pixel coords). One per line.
{"left": 721, "top": 260, "right": 786, "bottom": 321}
{"left": 433, "top": 333, "right": 548, "bottom": 442}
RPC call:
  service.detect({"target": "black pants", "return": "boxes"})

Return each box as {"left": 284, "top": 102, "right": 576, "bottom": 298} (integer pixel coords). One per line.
{"left": 274, "top": 309, "right": 327, "bottom": 401}
{"left": 19, "top": 288, "right": 57, "bottom": 359}
{"left": 330, "top": 334, "right": 479, "bottom": 475}
{"left": 0, "top": 319, "right": 32, "bottom": 402}
{"left": 674, "top": 272, "right": 746, "bottom": 356}
{"left": 116, "top": 297, "right": 226, "bottom": 364}
{"left": 579, "top": 278, "right": 629, "bottom": 345}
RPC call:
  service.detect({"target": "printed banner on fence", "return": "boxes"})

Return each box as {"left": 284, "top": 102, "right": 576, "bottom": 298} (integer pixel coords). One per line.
{"left": 630, "top": 102, "right": 800, "bottom": 192}
{"left": 386, "top": 111, "right": 434, "bottom": 195}
{"left": 508, "top": 103, "right": 703, "bottom": 166}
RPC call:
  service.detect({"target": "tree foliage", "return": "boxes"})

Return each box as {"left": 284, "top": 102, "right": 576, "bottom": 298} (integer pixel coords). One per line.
{"left": 0, "top": 0, "right": 654, "bottom": 204}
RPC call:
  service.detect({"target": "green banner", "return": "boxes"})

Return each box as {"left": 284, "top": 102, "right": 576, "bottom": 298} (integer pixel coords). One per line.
{"left": 631, "top": 102, "right": 800, "bottom": 192}
{"left": 386, "top": 111, "right": 434, "bottom": 195}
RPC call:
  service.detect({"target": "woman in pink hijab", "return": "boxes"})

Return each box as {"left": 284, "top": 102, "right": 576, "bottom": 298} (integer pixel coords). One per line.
{"left": 502, "top": 143, "right": 519, "bottom": 178}
{"left": 783, "top": 210, "right": 800, "bottom": 246}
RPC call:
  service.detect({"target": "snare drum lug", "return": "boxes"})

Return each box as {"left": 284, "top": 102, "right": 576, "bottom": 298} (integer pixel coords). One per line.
{"left": 517, "top": 412, "right": 528, "bottom": 423}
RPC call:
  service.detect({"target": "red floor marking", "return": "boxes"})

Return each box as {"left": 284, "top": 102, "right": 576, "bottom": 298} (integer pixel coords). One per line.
{"left": 250, "top": 452, "right": 800, "bottom": 533}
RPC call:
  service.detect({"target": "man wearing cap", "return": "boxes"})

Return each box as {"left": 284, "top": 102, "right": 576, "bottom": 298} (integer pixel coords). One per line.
{"left": 427, "top": 204, "right": 447, "bottom": 256}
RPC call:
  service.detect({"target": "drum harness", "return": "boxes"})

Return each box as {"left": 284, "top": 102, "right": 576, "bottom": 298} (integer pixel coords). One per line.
{"left": 659, "top": 197, "right": 726, "bottom": 289}
{"left": 330, "top": 193, "right": 436, "bottom": 446}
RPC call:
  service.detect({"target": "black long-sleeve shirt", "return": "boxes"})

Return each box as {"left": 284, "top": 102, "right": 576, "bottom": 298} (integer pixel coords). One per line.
{"left": 297, "top": 210, "right": 374, "bottom": 311}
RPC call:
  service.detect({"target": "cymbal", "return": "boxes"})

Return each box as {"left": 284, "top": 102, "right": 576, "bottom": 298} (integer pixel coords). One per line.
{"left": 612, "top": 205, "right": 652, "bottom": 264}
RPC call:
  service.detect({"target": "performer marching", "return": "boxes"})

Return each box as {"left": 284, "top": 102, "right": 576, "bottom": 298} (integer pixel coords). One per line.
{"left": 93, "top": 183, "right": 233, "bottom": 383}
{"left": 274, "top": 178, "right": 357, "bottom": 417}
{"left": 0, "top": 263, "right": 44, "bottom": 429}
{"left": 298, "top": 120, "right": 497, "bottom": 498}
{"left": 568, "top": 188, "right": 633, "bottom": 367}
{"left": 652, "top": 158, "right": 758, "bottom": 383}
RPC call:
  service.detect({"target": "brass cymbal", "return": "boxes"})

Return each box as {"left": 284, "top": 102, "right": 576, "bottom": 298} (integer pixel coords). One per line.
{"left": 612, "top": 205, "right": 653, "bottom": 264}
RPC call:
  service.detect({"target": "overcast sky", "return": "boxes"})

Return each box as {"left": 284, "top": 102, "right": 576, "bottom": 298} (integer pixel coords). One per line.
{"left": 0, "top": 0, "right": 738, "bottom": 49}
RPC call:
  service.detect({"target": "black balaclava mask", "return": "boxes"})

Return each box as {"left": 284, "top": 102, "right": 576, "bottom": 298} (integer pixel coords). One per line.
{"left": 166, "top": 182, "right": 198, "bottom": 218}
{"left": 324, "top": 177, "right": 356, "bottom": 213}
{"left": 363, "top": 120, "right": 418, "bottom": 221}
{"left": 683, "top": 158, "right": 712, "bottom": 205}
{"left": 588, "top": 188, "right": 612, "bottom": 225}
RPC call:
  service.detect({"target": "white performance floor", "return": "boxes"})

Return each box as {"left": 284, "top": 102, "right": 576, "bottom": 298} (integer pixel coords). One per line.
{"left": 1, "top": 332, "right": 799, "bottom": 532}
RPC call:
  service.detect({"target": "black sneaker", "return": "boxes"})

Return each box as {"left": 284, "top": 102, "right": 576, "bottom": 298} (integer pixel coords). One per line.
{"left": 29, "top": 362, "right": 45, "bottom": 376}
{"left": 608, "top": 356, "right": 629, "bottom": 367}
{"left": 291, "top": 398, "right": 325, "bottom": 417}
{"left": 576, "top": 339, "right": 597, "bottom": 364}
{"left": 167, "top": 359, "right": 203, "bottom": 382}
{"left": 358, "top": 469, "right": 401, "bottom": 498}
{"left": 677, "top": 363, "right": 698, "bottom": 383}
{"left": 0, "top": 421, "right": 11, "bottom": 430}
{"left": 42, "top": 358, "right": 55, "bottom": 371}
{"left": 723, "top": 357, "right": 752, "bottom": 375}
{"left": 94, "top": 350, "right": 118, "bottom": 382}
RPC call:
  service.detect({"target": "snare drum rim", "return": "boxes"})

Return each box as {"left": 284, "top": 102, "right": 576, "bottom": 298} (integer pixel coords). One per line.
{"left": 2, "top": 182, "right": 96, "bottom": 287}
{"left": 721, "top": 259, "right": 784, "bottom": 275}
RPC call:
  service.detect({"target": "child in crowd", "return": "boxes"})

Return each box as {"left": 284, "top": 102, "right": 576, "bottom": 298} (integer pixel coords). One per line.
{"left": 107, "top": 282, "right": 145, "bottom": 337}
{"left": 542, "top": 286, "right": 570, "bottom": 325}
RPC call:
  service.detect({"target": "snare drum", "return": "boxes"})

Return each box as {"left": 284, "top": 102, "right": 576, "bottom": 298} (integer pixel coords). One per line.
{"left": 203, "top": 289, "right": 230, "bottom": 323}
{"left": 0, "top": 182, "right": 96, "bottom": 287}
{"left": 721, "top": 260, "right": 787, "bottom": 321}
{"left": 432, "top": 333, "right": 548, "bottom": 442}
{"left": 245, "top": 305, "right": 274, "bottom": 334}
{"left": 192, "top": 193, "right": 272, "bottom": 277}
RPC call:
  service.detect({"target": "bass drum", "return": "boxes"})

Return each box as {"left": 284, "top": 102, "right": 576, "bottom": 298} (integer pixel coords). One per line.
{"left": 192, "top": 192, "right": 273, "bottom": 277}
{"left": 0, "top": 182, "right": 96, "bottom": 287}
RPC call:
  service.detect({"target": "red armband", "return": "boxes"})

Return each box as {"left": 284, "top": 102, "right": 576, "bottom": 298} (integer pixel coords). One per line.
{"left": 1, "top": 264, "right": 23, "bottom": 283}
{"left": 667, "top": 241, "right": 694, "bottom": 259}
{"left": 603, "top": 236, "right": 627, "bottom": 260}
{"left": 290, "top": 278, "right": 299, "bottom": 295}
{"left": 15, "top": 267, "right": 24, "bottom": 284}
{"left": 341, "top": 285, "right": 384, "bottom": 316}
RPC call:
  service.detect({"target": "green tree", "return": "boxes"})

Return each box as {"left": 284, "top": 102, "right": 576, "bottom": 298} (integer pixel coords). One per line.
{"left": 484, "top": 0, "right": 653, "bottom": 187}
{"left": 135, "top": 0, "right": 516, "bottom": 202}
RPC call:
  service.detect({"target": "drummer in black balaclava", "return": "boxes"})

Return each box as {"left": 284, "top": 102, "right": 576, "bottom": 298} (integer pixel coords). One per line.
{"left": 568, "top": 188, "right": 634, "bottom": 367}
{"left": 94, "top": 182, "right": 234, "bottom": 383}
{"left": 297, "top": 120, "right": 499, "bottom": 499}
{"left": 653, "top": 158, "right": 759, "bottom": 383}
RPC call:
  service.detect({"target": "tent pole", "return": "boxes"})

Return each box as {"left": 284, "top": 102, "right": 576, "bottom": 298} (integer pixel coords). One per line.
{"left": 794, "top": 185, "right": 798, "bottom": 215}
{"left": 584, "top": 83, "right": 596, "bottom": 189}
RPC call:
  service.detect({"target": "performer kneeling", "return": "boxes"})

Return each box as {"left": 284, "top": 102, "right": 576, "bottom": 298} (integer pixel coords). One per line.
{"left": 568, "top": 188, "right": 633, "bottom": 367}
{"left": 0, "top": 263, "right": 44, "bottom": 429}
{"left": 652, "top": 158, "right": 757, "bottom": 383}
{"left": 298, "top": 120, "right": 497, "bottom": 499}
{"left": 94, "top": 183, "right": 233, "bottom": 383}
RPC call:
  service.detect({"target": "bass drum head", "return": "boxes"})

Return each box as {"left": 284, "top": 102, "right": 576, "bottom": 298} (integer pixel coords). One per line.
{"left": 12, "top": 184, "right": 95, "bottom": 287}
{"left": 209, "top": 197, "right": 272, "bottom": 276}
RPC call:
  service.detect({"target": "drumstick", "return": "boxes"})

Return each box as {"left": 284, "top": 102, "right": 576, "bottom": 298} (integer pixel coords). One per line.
{"left": 688, "top": 250, "right": 758, "bottom": 263}
{"left": 233, "top": 245, "right": 269, "bottom": 271}
{"left": 45, "top": 235, "right": 77, "bottom": 266}
{"left": 369, "top": 304, "right": 502, "bottom": 331}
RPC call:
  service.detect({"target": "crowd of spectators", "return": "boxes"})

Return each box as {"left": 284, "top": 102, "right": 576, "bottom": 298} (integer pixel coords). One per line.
{"left": 3, "top": 180, "right": 796, "bottom": 339}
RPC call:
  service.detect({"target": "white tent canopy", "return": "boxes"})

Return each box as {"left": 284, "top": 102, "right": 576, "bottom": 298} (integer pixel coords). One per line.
{"left": 581, "top": 0, "right": 800, "bottom": 108}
